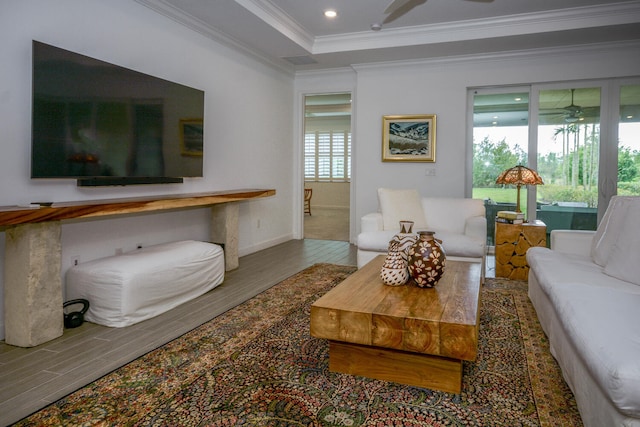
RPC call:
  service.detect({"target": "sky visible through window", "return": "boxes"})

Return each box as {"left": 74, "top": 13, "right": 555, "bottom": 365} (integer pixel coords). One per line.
{"left": 475, "top": 123, "right": 640, "bottom": 155}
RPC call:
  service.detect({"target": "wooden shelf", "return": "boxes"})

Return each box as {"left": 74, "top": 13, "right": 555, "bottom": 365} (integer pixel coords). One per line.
{"left": 2, "top": 188, "right": 276, "bottom": 347}
{"left": 0, "top": 189, "right": 275, "bottom": 226}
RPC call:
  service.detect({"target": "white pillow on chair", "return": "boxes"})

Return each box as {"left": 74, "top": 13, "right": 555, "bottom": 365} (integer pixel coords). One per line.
{"left": 377, "top": 188, "right": 427, "bottom": 231}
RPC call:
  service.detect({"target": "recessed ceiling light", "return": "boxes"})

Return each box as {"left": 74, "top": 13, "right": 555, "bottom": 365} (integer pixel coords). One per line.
{"left": 324, "top": 10, "right": 337, "bottom": 18}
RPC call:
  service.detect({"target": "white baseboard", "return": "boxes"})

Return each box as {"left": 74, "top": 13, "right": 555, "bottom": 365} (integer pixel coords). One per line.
{"left": 312, "top": 205, "right": 348, "bottom": 210}
{"left": 238, "top": 233, "right": 294, "bottom": 258}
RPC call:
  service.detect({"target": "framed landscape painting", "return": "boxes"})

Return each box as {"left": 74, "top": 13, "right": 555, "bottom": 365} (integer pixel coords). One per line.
{"left": 180, "top": 119, "right": 204, "bottom": 156}
{"left": 382, "top": 114, "right": 436, "bottom": 162}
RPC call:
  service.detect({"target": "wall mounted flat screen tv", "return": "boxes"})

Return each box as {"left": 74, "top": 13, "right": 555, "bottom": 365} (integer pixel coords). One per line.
{"left": 31, "top": 41, "right": 205, "bottom": 186}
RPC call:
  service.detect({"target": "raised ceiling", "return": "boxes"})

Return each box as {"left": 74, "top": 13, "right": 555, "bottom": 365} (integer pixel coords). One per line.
{"left": 137, "top": 0, "right": 640, "bottom": 70}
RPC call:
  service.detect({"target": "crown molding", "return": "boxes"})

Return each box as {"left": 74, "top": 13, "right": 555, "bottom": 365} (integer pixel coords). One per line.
{"left": 350, "top": 39, "right": 640, "bottom": 72}
{"left": 134, "top": 0, "right": 294, "bottom": 75}
{"left": 234, "top": 0, "right": 315, "bottom": 52}
{"left": 313, "top": 2, "right": 640, "bottom": 54}
{"left": 135, "top": 0, "right": 639, "bottom": 72}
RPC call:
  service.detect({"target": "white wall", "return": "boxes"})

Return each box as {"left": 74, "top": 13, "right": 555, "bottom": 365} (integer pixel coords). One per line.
{"left": 0, "top": 0, "right": 295, "bottom": 339}
{"left": 295, "top": 45, "right": 640, "bottom": 243}
{"left": 348, "top": 44, "right": 640, "bottom": 230}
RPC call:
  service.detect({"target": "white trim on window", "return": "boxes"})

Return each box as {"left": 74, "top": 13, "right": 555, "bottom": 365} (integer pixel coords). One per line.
{"left": 305, "top": 130, "right": 351, "bottom": 182}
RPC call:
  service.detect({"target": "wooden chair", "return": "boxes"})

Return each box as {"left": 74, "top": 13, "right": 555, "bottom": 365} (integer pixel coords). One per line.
{"left": 304, "top": 188, "right": 312, "bottom": 215}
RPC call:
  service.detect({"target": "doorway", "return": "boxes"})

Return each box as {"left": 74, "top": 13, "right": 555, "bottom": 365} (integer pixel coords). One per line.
{"left": 303, "top": 93, "right": 352, "bottom": 241}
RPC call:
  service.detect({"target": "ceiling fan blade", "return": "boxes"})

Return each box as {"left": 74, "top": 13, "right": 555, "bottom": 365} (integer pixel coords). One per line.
{"left": 384, "top": 0, "right": 413, "bottom": 15}
{"left": 378, "top": 0, "right": 490, "bottom": 29}
{"left": 385, "top": 0, "right": 491, "bottom": 14}
{"left": 383, "top": 0, "right": 427, "bottom": 24}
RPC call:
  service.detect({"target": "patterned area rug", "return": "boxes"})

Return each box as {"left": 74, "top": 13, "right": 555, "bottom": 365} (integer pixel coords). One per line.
{"left": 15, "top": 264, "right": 583, "bottom": 426}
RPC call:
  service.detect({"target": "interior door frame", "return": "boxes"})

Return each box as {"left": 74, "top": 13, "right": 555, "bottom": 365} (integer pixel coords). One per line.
{"left": 294, "top": 89, "right": 355, "bottom": 242}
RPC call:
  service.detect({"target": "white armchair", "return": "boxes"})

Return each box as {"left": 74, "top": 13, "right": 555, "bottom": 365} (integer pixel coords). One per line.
{"left": 356, "top": 189, "right": 487, "bottom": 280}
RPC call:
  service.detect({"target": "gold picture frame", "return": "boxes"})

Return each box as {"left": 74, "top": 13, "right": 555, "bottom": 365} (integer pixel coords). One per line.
{"left": 382, "top": 114, "right": 436, "bottom": 162}
{"left": 180, "top": 119, "right": 203, "bottom": 156}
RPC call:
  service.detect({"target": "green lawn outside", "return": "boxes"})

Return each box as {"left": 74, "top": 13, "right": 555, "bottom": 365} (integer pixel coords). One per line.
{"left": 472, "top": 187, "right": 530, "bottom": 212}
{"left": 472, "top": 187, "right": 517, "bottom": 203}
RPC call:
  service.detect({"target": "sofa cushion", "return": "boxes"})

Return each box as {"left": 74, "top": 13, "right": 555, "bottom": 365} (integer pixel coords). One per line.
{"left": 357, "top": 230, "right": 397, "bottom": 252}
{"left": 434, "top": 231, "right": 485, "bottom": 258}
{"left": 377, "top": 188, "right": 427, "bottom": 231}
{"left": 422, "top": 198, "right": 485, "bottom": 234}
{"left": 548, "top": 283, "right": 640, "bottom": 417}
{"left": 603, "top": 203, "right": 640, "bottom": 286}
{"left": 527, "top": 247, "right": 640, "bottom": 294}
{"left": 591, "top": 196, "right": 640, "bottom": 267}
{"left": 357, "top": 230, "right": 484, "bottom": 259}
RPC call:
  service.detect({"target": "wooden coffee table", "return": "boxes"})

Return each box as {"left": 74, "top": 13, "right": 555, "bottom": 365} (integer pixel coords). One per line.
{"left": 310, "top": 255, "right": 481, "bottom": 393}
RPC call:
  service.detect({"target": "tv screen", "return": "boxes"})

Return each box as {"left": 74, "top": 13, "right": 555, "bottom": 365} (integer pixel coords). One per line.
{"left": 31, "top": 41, "right": 204, "bottom": 186}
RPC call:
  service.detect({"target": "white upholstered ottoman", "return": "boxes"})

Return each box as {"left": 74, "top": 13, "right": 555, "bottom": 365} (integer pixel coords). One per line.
{"left": 66, "top": 240, "right": 225, "bottom": 327}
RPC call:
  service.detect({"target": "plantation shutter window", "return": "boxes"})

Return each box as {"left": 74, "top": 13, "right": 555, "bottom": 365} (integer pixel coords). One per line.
{"left": 304, "top": 130, "right": 351, "bottom": 182}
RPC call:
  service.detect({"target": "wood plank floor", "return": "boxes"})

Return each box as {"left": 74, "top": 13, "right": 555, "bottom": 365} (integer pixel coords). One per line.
{"left": 0, "top": 239, "right": 357, "bottom": 426}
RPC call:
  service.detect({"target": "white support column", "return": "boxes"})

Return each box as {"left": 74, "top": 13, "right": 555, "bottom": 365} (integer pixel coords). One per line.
{"left": 4, "top": 222, "right": 63, "bottom": 347}
{"left": 210, "top": 203, "right": 239, "bottom": 271}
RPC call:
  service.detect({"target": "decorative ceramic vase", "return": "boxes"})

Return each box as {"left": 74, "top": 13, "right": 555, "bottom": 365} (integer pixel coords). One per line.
{"left": 399, "top": 220, "right": 414, "bottom": 234}
{"left": 380, "top": 240, "right": 410, "bottom": 285}
{"left": 380, "top": 220, "right": 417, "bottom": 286}
{"left": 407, "top": 230, "right": 446, "bottom": 288}
{"left": 394, "top": 220, "right": 417, "bottom": 254}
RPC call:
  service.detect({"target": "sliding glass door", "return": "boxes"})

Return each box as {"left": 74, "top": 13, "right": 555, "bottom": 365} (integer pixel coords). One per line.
{"left": 471, "top": 88, "right": 529, "bottom": 244}
{"left": 618, "top": 83, "right": 640, "bottom": 196}
{"left": 470, "top": 77, "right": 640, "bottom": 246}
{"left": 535, "top": 85, "right": 601, "bottom": 234}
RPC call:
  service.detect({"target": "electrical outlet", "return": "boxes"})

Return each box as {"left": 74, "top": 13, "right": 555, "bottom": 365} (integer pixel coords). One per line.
{"left": 425, "top": 168, "right": 436, "bottom": 176}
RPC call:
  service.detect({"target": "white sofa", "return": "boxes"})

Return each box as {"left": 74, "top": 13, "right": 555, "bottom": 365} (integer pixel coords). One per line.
{"left": 356, "top": 189, "right": 487, "bottom": 276}
{"left": 527, "top": 196, "right": 640, "bottom": 427}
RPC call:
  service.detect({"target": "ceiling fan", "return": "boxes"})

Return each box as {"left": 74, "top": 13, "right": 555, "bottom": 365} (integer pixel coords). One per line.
{"left": 371, "top": 0, "right": 494, "bottom": 30}
{"left": 539, "top": 88, "right": 592, "bottom": 125}
{"left": 562, "top": 89, "right": 583, "bottom": 123}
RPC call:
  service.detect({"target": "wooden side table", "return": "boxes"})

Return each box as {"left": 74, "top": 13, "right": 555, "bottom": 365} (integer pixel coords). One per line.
{"left": 495, "top": 220, "right": 546, "bottom": 280}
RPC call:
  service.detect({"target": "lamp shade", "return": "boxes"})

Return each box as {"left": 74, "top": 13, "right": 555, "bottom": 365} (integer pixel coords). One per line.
{"left": 496, "top": 165, "right": 544, "bottom": 186}
{"left": 496, "top": 165, "right": 543, "bottom": 213}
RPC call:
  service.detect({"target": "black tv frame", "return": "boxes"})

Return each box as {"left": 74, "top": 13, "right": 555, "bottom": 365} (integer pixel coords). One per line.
{"left": 31, "top": 40, "right": 204, "bottom": 187}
